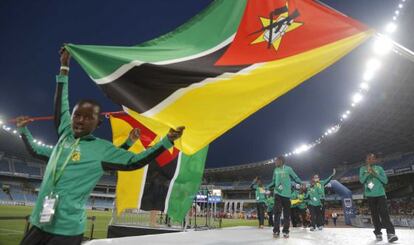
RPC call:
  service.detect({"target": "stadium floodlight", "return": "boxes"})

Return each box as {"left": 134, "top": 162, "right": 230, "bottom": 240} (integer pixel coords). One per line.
{"left": 12, "top": 130, "right": 17, "bottom": 134}
{"left": 360, "top": 82, "right": 369, "bottom": 90}
{"left": 395, "top": 10, "right": 399, "bottom": 15}
{"left": 351, "top": 103, "right": 356, "bottom": 107}
{"left": 398, "top": 4, "right": 403, "bottom": 8}
{"left": 346, "top": 110, "right": 350, "bottom": 115}
{"left": 295, "top": 144, "right": 311, "bottom": 154}
{"left": 342, "top": 114, "right": 348, "bottom": 119}
{"left": 37, "top": 141, "right": 42, "bottom": 145}
{"left": 352, "top": 93, "right": 363, "bottom": 104}
{"left": 366, "top": 58, "right": 381, "bottom": 71}
{"left": 33, "top": 139, "right": 37, "bottom": 143}
{"left": 373, "top": 36, "right": 393, "bottom": 55}
{"left": 363, "top": 70, "right": 375, "bottom": 81}
{"left": 385, "top": 22, "right": 397, "bottom": 33}
{"left": 0, "top": 120, "right": 3, "bottom": 125}
{"left": 392, "top": 16, "right": 397, "bottom": 21}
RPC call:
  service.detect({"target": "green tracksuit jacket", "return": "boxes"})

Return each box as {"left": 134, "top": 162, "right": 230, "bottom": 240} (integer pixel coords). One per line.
{"left": 18, "top": 75, "right": 173, "bottom": 236}
{"left": 359, "top": 165, "right": 388, "bottom": 197}
{"left": 266, "top": 165, "right": 301, "bottom": 198}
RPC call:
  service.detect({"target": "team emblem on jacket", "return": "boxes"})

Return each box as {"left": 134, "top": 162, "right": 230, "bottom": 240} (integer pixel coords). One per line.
{"left": 71, "top": 151, "right": 81, "bottom": 161}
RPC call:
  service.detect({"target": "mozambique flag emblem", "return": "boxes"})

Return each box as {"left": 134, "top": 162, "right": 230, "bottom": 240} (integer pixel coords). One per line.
{"left": 67, "top": 0, "right": 372, "bottom": 155}
{"left": 250, "top": 4, "right": 303, "bottom": 51}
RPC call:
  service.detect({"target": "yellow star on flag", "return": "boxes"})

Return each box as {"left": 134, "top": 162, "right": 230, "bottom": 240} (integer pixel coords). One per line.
{"left": 251, "top": 12, "right": 303, "bottom": 51}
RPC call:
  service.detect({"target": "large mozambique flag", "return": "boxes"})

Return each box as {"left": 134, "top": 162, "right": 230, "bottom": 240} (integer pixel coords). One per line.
{"left": 67, "top": 0, "right": 372, "bottom": 154}
{"left": 110, "top": 114, "right": 208, "bottom": 221}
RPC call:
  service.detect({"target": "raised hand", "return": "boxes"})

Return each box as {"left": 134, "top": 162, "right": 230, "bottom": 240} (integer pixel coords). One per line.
{"left": 167, "top": 126, "right": 185, "bottom": 142}
{"left": 59, "top": 45, "right": 71, "bottom": 66}
{"left": 15, "top": 116, "right": 33, "bottom": 128}
{"left": 128, "top": 128, "right": 141, "bottom": 143}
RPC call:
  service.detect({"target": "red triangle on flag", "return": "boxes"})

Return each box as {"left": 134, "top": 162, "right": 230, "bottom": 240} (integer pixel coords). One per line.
{"left": 215, "top": 0, "right": 368, "bottom": 66}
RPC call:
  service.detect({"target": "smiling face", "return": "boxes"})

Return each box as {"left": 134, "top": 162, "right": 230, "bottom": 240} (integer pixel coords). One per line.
{"left": 71, "top": 102, "right": 100, "bottom": 138}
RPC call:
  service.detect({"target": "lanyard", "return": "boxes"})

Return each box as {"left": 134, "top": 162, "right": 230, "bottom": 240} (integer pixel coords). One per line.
{"left": 49, "top": 136, "right": 80, "bottom": 187}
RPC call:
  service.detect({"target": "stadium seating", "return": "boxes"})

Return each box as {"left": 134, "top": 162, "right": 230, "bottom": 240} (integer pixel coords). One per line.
{"left": 13, "top": 159, "right": 41, "bottom": 176}
{"left": 0, "top": 190, "right": 10, "bottom": 201}
{"left": 340, "top": 152, "right": 414, "bottom": 178}
{"left": 0, "top": 157, "right": 10, "bottom": 172}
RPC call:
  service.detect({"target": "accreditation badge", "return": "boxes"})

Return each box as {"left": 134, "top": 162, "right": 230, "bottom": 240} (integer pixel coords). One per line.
{"left": 367, "top": 182, "right": 375, "bottom": 190}
{"left": 39, "top": 193, "right": 59, "bottom": 224}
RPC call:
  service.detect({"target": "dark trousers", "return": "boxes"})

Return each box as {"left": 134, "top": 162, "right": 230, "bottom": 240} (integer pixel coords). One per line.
{"left": 309, "top": 205, "right": 323, "bottom": 228}
{"left": 367, "top": 196, "right": 395, "bottom": 235}
{"left": 299, "top": 208, "right": 308, "bottom": 227}
{"left": 321, "top": 199, "right": 326, "bottom": 225}
{"left": 267, "top": 211, "right": 274, "bottom": 226}
{"left": 333, "top": 218, "right": 337, "bottom": 226}
{"left": 291, "top": 207, "right": 300, "bottom": 227}
{"left": 273, "top": 194, "right": 291, "bottom": 234}
{"left": 20, "top": 226, "right": 83, "bottom": 245}
{"left": 256, "top": 202, "right": 265, "bottom": 226}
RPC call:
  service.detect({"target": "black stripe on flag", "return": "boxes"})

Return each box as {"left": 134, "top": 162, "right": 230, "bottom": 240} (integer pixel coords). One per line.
{"left": 100, "top": 45, "right": 248, "bottom": 113}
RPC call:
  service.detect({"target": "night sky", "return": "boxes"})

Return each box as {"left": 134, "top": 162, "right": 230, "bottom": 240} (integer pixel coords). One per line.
{"left": 0, "top": 0, "right": 407, "bottom": 167}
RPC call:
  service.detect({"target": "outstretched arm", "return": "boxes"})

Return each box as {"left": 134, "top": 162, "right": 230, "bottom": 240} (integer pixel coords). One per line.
{"left": 54, "top": 46, "right": 72, "bottom": 137}
{"left": 101, "top": 127, "right": 184, "bottom": 171}
{"left": 322, "top": 168, "right": 336, "bottom": 186}
{"left": 289, "top": 167, "right": 302, "bottom": 183}
{"left": 119, "top": 128, "right": 141, "bottom": 150}
{"left": 16, "top": 116, "right": 53, "bottom": 162}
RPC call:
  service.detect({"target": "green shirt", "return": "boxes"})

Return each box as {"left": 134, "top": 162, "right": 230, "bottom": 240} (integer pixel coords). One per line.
{"left": 251, "top": 183, "right": 266, "bottom": 203}
{"left": 18, "top": 75, "right": 173, "bottom": 236}
{"left": 359, "top": 165, "right": 387, "bottom": 197}
{"left": 266, "top": 165, "right": 301, "bottom": 198}
{"left": 306, "top": 185, "right": 323, "bottom": 206}
{"left": 314, "top": 173, "right": 334, "bottom": 199}
{"left": 265, "top": 196, "right": 274, "bottom": 212}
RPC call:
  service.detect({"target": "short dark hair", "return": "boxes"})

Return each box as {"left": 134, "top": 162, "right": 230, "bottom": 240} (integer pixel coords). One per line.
{"left": 75, "top": 99, "right": 102, "bottom": 114}
{"left": 277, "top": 156, "right": 285, "bottom": 163}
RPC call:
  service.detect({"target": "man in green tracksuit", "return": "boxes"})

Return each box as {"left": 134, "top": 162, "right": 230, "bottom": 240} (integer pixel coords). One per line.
{"left": 359, "top": 153, "right": 398, "bottom": 243}
{"left": 250, "top": 177, "right": 266, "bottom": 228}
{"left": 312, "top": 168, "right": 336, "bottom": 226}
{"left": 265, "top": 194, "right": 274, "bottom": 227}
{"left": 266, "top": 156, "right": 301, "bottom": 238}
{"left": 306, "top": 180, "right": 323, "bottom": 231}
{"left": 17, "top": 47, "right": 185, "bottom": 245}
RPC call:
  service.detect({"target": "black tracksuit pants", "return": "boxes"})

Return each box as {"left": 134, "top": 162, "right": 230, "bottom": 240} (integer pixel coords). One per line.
{"left": 273, "top": 194, "right": 291, "bottom": 234}
{"left": 367, "top": 196, "right": 395, "bottom": 235}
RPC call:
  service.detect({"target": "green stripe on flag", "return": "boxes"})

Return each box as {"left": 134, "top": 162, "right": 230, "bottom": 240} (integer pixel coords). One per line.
{"left": 66, "top": 0, "right": 247, "bottom": 80}
{"left": 166, "top": 146, "right": 208, "bottom": 222}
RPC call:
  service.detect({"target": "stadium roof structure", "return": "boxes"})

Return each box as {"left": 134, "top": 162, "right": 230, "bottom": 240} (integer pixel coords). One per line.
{"left": 205, "top": 9, "right": 414, "bottom": 182}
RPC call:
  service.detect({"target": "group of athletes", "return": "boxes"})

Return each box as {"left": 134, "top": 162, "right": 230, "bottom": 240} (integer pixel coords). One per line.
{"left": 251, "top": 153, "right": 398, "bottom": 243}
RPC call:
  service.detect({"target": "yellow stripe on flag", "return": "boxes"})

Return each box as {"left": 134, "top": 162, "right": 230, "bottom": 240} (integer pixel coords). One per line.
{"left": 110, "top": 115, "right": 147, "bottom": 215}
{"left": 126, "top": 31, "right": 372, "bottom": 155}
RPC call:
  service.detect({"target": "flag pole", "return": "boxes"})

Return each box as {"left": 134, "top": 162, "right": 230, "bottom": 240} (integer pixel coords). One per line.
{"left": 6, "top": 111, "right": 126, "bottom": 124}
